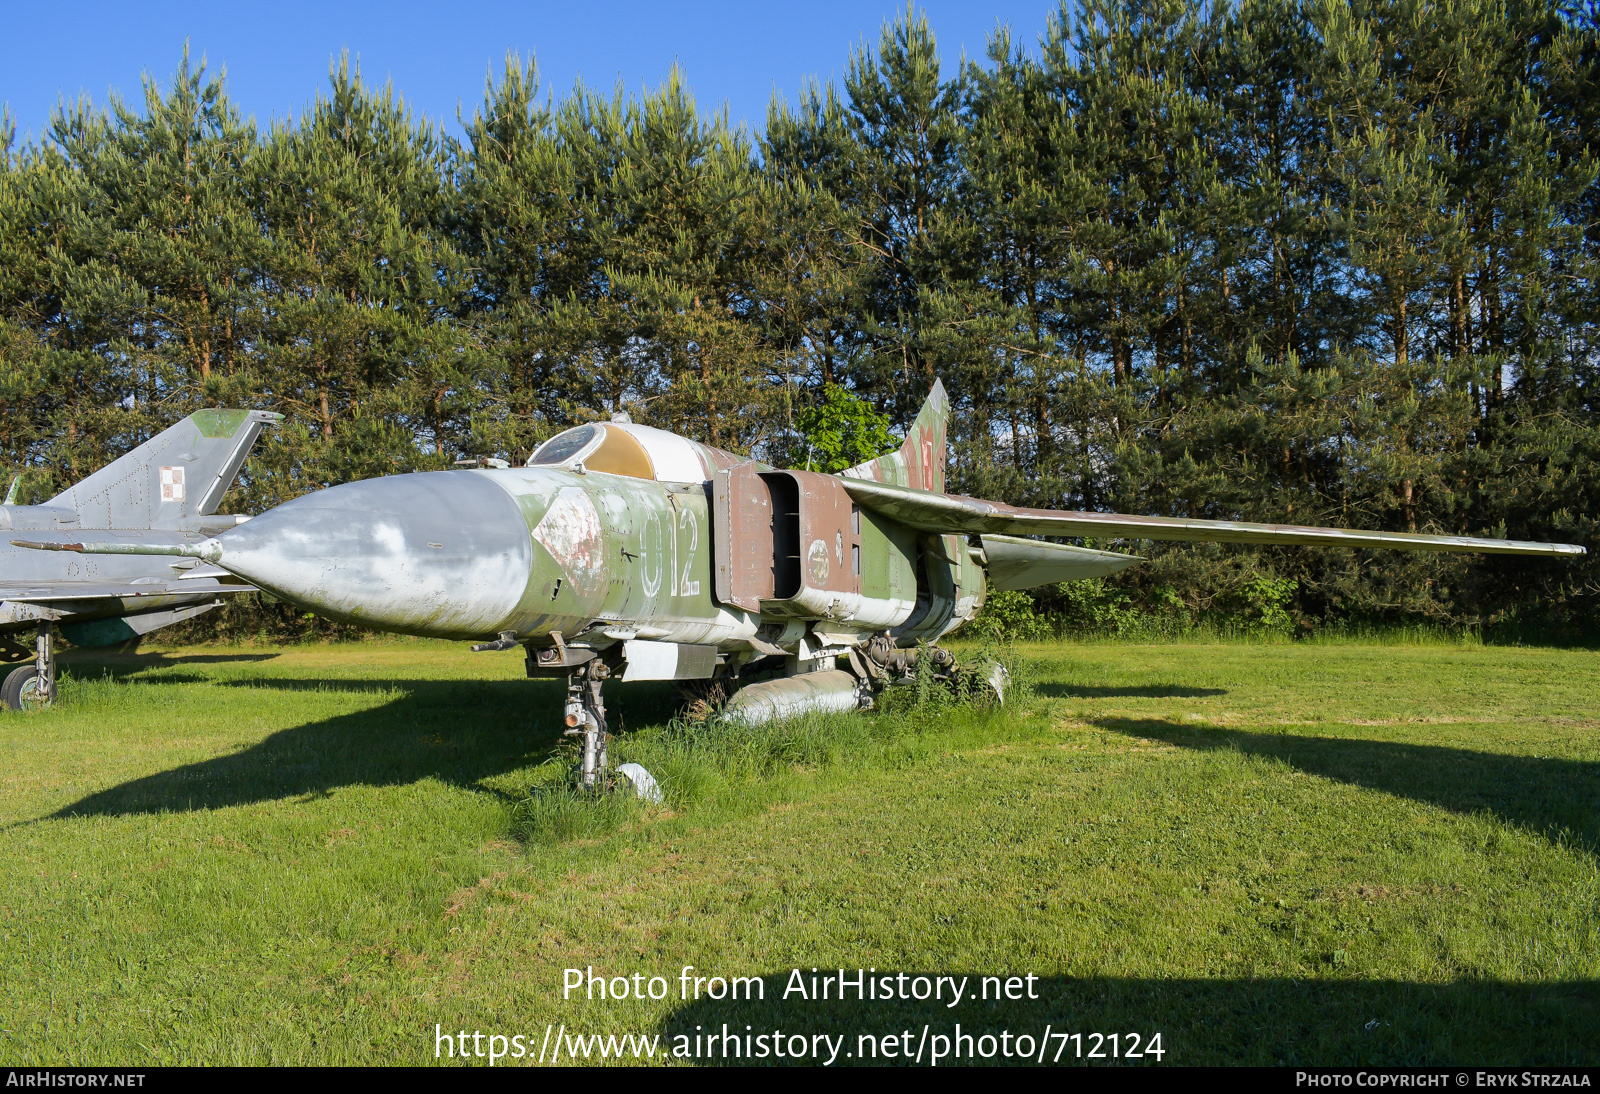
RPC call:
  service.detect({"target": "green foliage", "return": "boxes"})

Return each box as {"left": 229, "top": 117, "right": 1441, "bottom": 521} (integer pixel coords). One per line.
{"left": 980, "top": 568, "right": 1303, "bottom": 638}
{"left": 3, "top": 2, "right": 1600, "bottom": 639}
{"left": 1237, "top": 573, "right": 1298, "bottom": 632}
{"left": 794, "top": 382, "right": 898, "bottom": 471}
{"left": 972, "top": 588, "right": 1056, "bottom": 641}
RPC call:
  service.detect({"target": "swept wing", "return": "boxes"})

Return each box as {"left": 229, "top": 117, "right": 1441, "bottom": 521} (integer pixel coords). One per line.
{"left": 842, "top": 478, "right": 1585, "bottom": 558}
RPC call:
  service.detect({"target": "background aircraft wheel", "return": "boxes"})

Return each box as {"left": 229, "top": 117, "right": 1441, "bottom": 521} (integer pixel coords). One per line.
{"left": 2, "top": 665, "right": 56, "bottom": 712}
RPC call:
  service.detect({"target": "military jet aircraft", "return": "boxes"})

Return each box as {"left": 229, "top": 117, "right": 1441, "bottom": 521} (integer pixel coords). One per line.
{"left": 16, "top": 384, "right": 1583, "bottom": 795}
{"left": 0, "top": 409, "right": 278, "bottom": 710}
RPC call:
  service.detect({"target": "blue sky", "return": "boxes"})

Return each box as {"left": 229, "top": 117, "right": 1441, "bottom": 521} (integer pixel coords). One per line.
{"left": 2, "top": 1, "right": 1063, "bottom": 144}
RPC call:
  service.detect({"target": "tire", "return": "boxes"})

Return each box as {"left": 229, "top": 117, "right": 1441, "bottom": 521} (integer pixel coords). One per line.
{"left": 2, "top": 665, "right": 55, "bottom": 712}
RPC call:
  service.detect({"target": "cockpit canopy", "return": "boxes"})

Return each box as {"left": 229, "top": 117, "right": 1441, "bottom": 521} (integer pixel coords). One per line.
{"left": 527, "top": 423, "right": 655, "bottom": 480}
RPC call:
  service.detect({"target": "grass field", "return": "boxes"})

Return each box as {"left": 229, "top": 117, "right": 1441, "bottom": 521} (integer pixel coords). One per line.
{"left": 0, "top": 636, "right": 1595, "bottom": 1066}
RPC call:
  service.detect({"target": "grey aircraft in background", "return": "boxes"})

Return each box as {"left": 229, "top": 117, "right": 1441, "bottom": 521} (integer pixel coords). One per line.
{"left": 0, "top": 409, "right": 279, "bottom": 710}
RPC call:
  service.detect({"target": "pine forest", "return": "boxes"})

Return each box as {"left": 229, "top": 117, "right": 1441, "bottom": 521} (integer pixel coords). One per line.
{"left": 2, "top": 0, "right": 1598, "bottom": 638}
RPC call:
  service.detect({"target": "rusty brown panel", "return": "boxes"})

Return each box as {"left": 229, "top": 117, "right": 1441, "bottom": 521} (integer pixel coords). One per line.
{"left": 700, "top": 444, "right": 746, "bottom": 473}
{"left": 712, "top": 469, "right": 736, "bottom": 607}
{"left": 902, "top": 380, "right": 948, "bottom": 492}
{"left": 713, "top": 463, "right": 775, "bottom": 611}
{"left": 786, "top": 470, "right": 862, "bottom": 597}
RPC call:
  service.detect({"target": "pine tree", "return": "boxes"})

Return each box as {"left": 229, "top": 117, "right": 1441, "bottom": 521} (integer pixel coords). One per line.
{"left": 26, "top": 51, "right": 260, "bottom": 486}
{"left": 838, "top": 5, "right": 966, "bottom": 422}
{"left": 250, "top": 57, "right": 466, "bottom": 498}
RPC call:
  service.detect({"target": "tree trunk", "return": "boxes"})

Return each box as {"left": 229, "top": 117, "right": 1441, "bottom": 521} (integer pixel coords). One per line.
{"left": 1392, "top": 294, "right": 1408, "bottom": 367}
{"left": 1451, "top": 274, "right": 1468, "bottom": 359}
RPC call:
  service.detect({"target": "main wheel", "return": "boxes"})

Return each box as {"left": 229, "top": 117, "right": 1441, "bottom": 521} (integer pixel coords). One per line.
{"left": 2, "top": 665, "right": 56, "bottom": 712}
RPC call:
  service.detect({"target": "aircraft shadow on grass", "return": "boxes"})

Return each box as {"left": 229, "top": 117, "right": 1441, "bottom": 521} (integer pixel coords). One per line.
{"left": 58, "top": 649, "right": 279, "bottom": 684}
{"left": 1096, "top": 718, "right": 1600, "bottom": 858}
{"left": 654, "top": 973, "right": 1596, "bottom": 1066}
{"left": 47, "top": 676, "right": 686, "bottom": 819}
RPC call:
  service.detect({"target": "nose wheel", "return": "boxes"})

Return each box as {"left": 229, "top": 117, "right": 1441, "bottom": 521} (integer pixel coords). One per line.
{"left": 2, "top": 623, "right": 56, "bottom": 712}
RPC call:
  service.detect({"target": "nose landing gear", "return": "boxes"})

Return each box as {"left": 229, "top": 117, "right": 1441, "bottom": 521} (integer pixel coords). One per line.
{"left": 561, "top": 658, "right": 661, "bottom": 803}
{"left": 564, "top": 660, "right": 610, "bottom": 788}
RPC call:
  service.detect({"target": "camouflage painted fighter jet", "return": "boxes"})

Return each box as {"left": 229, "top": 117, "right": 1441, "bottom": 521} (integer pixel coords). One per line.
{"left": 16, "top": 385, "right": 1583, "bottom": 794}
{"left": 0, "top": 409, "right": 278, "bottom": 710}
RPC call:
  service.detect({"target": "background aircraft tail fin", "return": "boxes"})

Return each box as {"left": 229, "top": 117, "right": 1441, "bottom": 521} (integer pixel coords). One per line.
{"left": 46, "top": 409, "right": 281, "bottom": 529}
{"left": 840, "top": 379, "right": 948, "bottom": 492}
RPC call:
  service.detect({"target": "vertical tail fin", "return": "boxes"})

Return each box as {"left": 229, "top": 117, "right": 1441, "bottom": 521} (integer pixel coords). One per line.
{"left": 47, "top": 409, "right": 282, "bottom": 529}
{"left": 839, "top": 380, "right": 948, "bottom": 492}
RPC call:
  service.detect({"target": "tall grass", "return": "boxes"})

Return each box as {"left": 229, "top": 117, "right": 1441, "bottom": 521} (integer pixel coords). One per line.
{"left": 511, "top": 651, "right": 1032, "bottom": 844}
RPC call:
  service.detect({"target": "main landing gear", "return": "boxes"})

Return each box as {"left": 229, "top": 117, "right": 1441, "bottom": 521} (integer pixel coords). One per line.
{"left": 2, "top": 622, "right": 57, "bottom": 712}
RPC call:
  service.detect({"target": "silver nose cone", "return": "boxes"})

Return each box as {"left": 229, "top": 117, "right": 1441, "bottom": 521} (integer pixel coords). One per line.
{"left": 212, "top": 471, "right": 532, "bottom": 638}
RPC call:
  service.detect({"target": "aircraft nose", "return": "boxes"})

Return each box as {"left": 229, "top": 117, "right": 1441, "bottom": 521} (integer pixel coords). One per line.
{"left": 212, "top": 471, "right": 533, "bottom": 638}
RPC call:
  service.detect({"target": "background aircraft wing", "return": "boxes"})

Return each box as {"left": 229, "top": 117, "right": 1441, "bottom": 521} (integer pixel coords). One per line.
{"left": 841, "top": 478, "right": 1586, "bottom": 558}
{"left": 0, "top": 575, "right": 253, "bottom": 603}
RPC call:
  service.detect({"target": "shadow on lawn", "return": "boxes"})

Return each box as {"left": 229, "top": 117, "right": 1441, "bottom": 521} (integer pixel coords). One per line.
{"left": 654, "top": 973, "right": 1596, "bottom": 1065}
{"left": 1098, "top": 718, "right": 1600, "bottom": 857}
{"left": 47, "top": 676, "right": 684, "bottom": 819}
{"left": 59, "top": 649, "right": 279, "bottom": 682}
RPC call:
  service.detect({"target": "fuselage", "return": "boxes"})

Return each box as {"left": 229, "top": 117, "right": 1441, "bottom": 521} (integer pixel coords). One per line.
{"left": 0, "top": 506, "right": 234, "bottom": 636}
{"left": 208, "top": 464, "right": 756, "bottom": 643}
{"left": 193, "top": 420, "right": 988, "bottom": 662}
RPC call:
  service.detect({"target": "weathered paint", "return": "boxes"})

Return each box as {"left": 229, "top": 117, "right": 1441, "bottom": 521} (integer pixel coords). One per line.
{"left": 200, "top": 471, "right": 536, "bottom": 638}
{"left": 711, "top": 463, "right": 774, "bottom": 611}
{"left": 532, "top": 487, "right": 607, "bottom": 599}
{"left": 843, "top": 476, "right": 1588, "bottom": 558}
{"left": 721, "top": 468, "right": 917, "bottom": 629}
{"left": 893, "top": 533, "right": 982, "bottom": 645}
{"left": 722, "top": 669, "right": 864, "bottom": 724}
{"left": 840, "top": 379, "right": 949, "bottom": 492}
{"left": 619, "top": 639, "right": 718, "bottom": 680}
{"left": 858, "top": 506, "right": 918, "bottom": 612}
{"left": 160, "top": 463, "right": 761, "bottom": 648}
{"left": 980, "top": 534, "right": 1143, "bottom": 589}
